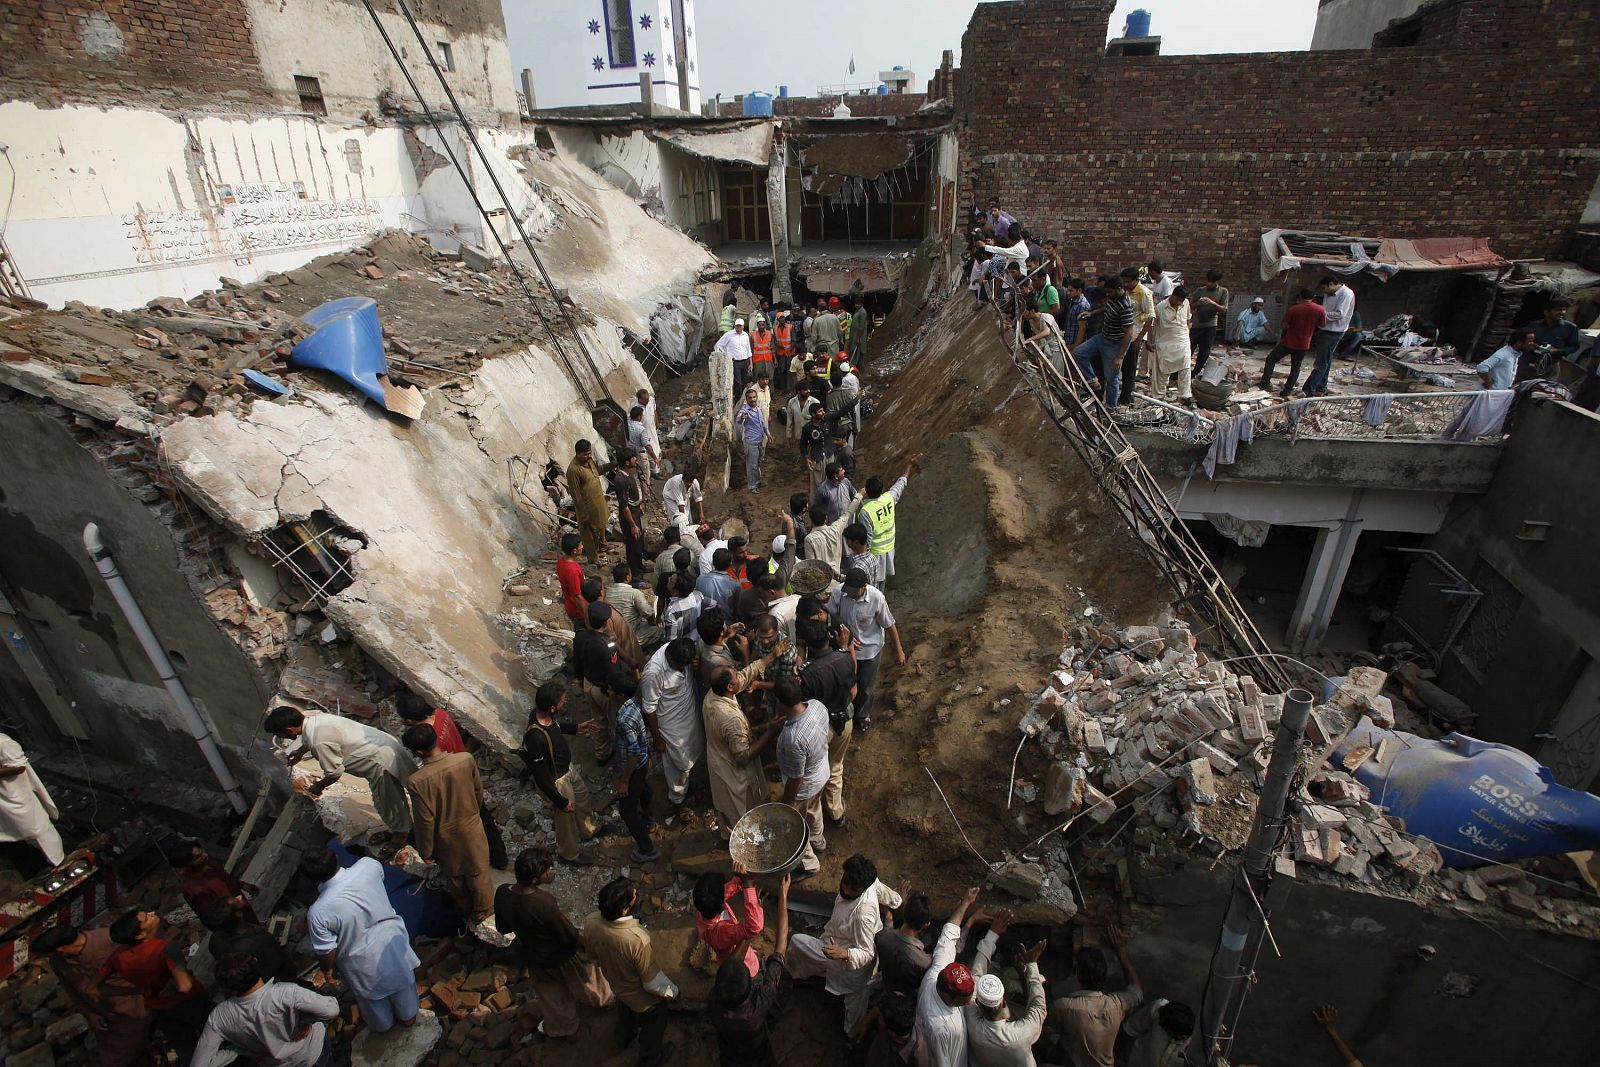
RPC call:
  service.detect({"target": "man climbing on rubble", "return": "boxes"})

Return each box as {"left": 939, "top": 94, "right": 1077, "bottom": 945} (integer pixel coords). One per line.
{"left": 966, "top": 910, "right": 1049, "bottom": 1067}
{"left": 709, "top": 871, "right": 792, "bottom": 1067}
{"left": 267, "top": 706, "right": 416, "bottom": 836}
{"left": 641, "top": 636, "right": 703, "bottom": 807}
{"left": 32, "top": 923, "right": 149, "bottom": 1065}
{"left": 305, "top": 847, "right": 421, "bottom": 1034}
{"left": 1120, "top": 266, "right": 1157, "bottom": 402}
{"left": 159, "top": 837, "right": 258, "bottom": 926}
{"left": 567, "top": 439, "right": 610, "bottom": 567}
{"left": 1051, "top": 924, "right": 1143, "bottom": 1067}
{"left": 788, "top": 854, "right": 904, "bottom": 1032}
{"left": 1073, "top": 276, "right": 1134, "bottom": 410}
{"left": 191, "top": 951, "right": 340, "bottom": 1067}
{"left": 584, "top": 876, "right": 679, "bottom": 1066}
{"left": 860, "top": 454, "right": 922, "bottom": 590}
{"left": 636, "top": 387, "right": 661, "bottom": 473}
{"left": 829, "top": 567, "right": 904, "bottom": 734}
{"left": 717, "top": 317, "right": 754, "bottom": 399}
{"left": 402, "top": 722, "right": 496, "bottom": 928}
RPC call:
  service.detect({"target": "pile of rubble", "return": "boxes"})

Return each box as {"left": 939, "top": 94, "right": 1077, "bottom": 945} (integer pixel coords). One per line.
{"left": 1003, "top": 622, "right": 1600, "bottom": 933}
{"left": 0, "top": 231, "right": 561, "bottom": 425}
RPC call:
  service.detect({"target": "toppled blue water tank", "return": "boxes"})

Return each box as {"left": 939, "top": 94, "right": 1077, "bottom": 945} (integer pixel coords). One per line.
{"left": 290, "top": 296, "right": 389, "bottom": 406}
{"left": 1333, "top": 718, "right": 1600, "bottom": 868}
{"left": 742, "top": 91, "right": 773, "bottom": 117}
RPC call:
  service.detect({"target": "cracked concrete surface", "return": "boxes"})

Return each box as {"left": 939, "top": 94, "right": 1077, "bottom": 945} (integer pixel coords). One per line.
{"left": 161, "top": 322, "right": 646, "bottom": 748}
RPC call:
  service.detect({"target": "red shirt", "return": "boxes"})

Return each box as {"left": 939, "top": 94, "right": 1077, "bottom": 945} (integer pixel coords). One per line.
{"left": 694, "top": 879, "right": 763, "bottom": 976}
{"left": 430, "top": 708, "right": 468, "bottom": 754}
{"left": 1281, "top": 300, "right": 1327, "bottom": 351}
{"left": 556, "top": 558, "right": 585, "bottom": 620}
{"left": 102, "top": 939, "right": 204, "bottom": 1011}
{"left": 180, "top": 859, "right": 257, "bottom": 926}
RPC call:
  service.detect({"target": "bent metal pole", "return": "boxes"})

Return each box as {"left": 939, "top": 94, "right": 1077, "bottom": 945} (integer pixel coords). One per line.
{"left": 1198, "top": 686, "right": 1314, "bottom": 1064}
{"left": 82, "top": 523, "right": 248, "bottom": 814}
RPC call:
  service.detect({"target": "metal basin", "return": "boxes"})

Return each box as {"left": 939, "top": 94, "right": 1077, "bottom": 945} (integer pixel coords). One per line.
{"left": 729, "top": 802, "right": 809, "bottom": 875}
{"left": 790, "top": 558, "right": 834, "bottom": 596}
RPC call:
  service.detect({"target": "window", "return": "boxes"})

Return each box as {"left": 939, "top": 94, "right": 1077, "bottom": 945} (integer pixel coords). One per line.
{"left": 294, "top": 75, "right": 326, "bottom": 116}
{"left": 605, "top": 0, "right": 636, "bottom": 68}
{"left": 436, "top": 40, "right": 454, "bottom": 72}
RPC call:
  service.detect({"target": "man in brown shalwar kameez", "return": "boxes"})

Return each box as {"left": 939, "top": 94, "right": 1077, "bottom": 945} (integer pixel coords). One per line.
{"left": 701, "top": 665, "right": 782, "bottom": 838}
{"left": 401, "top": 723, "right": 494, "bottom": 923}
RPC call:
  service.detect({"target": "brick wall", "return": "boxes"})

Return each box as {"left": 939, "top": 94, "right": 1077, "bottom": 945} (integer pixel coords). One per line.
{"left": 0, "top": 0, "right": 272, "bottom": 109}
{"left": 954, "top": 0, "right": 1600, "bottom": 284}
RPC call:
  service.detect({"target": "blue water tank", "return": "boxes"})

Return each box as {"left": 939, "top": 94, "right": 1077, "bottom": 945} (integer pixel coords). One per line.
{"left": 1124, "top": 8, "right": 1151, "bottom": 37}
{"left": 876, "top": 83, "right": 889, "bottom": 95}
{"left": 742, "top": 91, "right": 773, "bottom": 117}
{"left": 778, "top": 85, "right": 788, "bottom": 98}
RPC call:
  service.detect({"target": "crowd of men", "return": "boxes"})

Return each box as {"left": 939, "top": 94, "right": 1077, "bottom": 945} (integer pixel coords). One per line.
{"left": 963, "top": 200, "right": 1369, "bottom": 410}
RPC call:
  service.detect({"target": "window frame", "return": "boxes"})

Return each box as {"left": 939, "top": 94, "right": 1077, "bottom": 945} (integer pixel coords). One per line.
{"left": 603, "top": 0, "right": 637, "bottom": 69}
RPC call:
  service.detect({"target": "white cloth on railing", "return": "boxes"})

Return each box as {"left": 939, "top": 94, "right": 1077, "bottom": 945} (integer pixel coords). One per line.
{"left": 1203, "top": 414, "right": 1255, "bottom": 479}
{"left": 1361, "top": 394, "right": 1393, "bottom": 427}
{"left": 1440, "top": 389, "right": 1514, "bottom": 441}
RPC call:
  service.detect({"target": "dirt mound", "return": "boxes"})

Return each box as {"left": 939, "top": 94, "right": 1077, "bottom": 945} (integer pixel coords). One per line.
{"left": 835, "top": 284, "right": 1170, "bottom": 906}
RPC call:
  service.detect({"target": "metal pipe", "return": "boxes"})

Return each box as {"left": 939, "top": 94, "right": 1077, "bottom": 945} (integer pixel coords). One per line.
{"left": 82, "top": 523, "right": 249, "bottom": 814}
{"left": 1199, "top": 687, "right": 1313, "bottom": 1062}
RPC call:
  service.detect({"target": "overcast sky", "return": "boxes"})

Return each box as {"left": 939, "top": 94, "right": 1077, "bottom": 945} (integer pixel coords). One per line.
{"left": 507, "top": 1, "right": 1321, "bottom": 109}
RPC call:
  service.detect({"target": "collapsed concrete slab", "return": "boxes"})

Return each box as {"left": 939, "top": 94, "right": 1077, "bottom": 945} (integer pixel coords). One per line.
{"left": 161, "top": 324, "right": 644, "bottom": 748}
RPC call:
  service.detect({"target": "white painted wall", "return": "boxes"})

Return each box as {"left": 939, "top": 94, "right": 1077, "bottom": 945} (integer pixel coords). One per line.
{"left": 507, "top": 0, "right": 701, "bottom": 111}
{"left": 1310, "top": 0, "right": 1432, "bottom": 49}
{"left": 243, "top": 0, "right": 521, "bottom": 124}
{"left": 2, "top": 102, "right": 428, "bottom": 308}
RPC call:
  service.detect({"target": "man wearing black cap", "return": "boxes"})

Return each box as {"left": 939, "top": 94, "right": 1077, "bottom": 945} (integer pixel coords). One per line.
{"left": 827, "top": 567, "right": 904, "bottom": 733}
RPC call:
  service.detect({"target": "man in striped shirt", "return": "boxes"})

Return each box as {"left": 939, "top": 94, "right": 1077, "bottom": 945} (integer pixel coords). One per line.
{"left": 1071, "top": 276, "right": 1136, "bottom": 409}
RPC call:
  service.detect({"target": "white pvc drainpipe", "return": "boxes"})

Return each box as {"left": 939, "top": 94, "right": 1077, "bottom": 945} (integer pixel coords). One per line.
{"left": 82, "top": 523, "right": 249, "bottom": 814}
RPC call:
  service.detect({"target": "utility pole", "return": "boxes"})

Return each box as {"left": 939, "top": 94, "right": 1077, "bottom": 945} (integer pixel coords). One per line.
{"left": 1198, "top": 687, "right": 1313, "bottom": 1064}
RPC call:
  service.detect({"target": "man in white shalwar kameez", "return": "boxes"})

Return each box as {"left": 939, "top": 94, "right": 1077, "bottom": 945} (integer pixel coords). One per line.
{"left": 266, "top": 707, "right": 417, "bottom": 834}
{"left": 0, "top": 733, "right": 63, "bottom": 866}
{"left": 916, "top": 886, "right": 982, "bottom": 1067}
{"left": 639, "top": 638, "right": 702, "bottom": 805}
{"left": 1150, "top": 288, "right": 1193, "bottom": 402}
{"left": 786, "top": 853, "right": 902, "bottom": 1032}
{"left": 306, "top": 849, "right": 421, "bottom": 1032}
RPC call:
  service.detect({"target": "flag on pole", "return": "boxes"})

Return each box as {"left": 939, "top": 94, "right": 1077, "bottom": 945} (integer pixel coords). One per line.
{"left": 848, "top": 55, "right": 856, "bottom": 76}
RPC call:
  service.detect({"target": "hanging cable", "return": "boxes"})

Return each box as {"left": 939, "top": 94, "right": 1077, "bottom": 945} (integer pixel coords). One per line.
{"left": 385, "top": 0, "right": 612, "bottom": 401}
{"left": 356, "top": 0, "right": 600, "bottom": 407}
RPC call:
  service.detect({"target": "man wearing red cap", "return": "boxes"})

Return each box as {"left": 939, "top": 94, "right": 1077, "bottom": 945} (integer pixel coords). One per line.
{"left": 916, "top": 885, "right": 982, "bottom": 1066}
{"left": 814, "top": 298, "right": 842, "bottom": 353}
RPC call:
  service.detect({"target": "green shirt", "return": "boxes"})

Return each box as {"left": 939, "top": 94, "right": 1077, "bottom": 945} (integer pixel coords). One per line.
{"left": 1035, "top": 284, "right": 1060, "bottom": 314}
{"left": 1192, "top": 285, "right": 1229, "bottom": 329}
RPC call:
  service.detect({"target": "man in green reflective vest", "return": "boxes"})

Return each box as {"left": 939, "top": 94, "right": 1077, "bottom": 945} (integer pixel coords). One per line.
{"left": 859, "top": 453, "right": 922, "bottom": 590}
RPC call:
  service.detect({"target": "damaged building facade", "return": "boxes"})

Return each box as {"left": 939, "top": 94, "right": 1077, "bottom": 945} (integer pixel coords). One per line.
{"left": 0, "top": 0, "right": 716, "bottom": 803}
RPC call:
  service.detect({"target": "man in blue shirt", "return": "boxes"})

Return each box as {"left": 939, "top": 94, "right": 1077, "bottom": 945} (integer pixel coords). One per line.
{"left": 1477, "top": 329, "right": 1535, "bottom": 390}
{"left": 1232, "top": 298, "right": 1272, "bottom": 346}
{"left": 735, "top": 386, "right": 769, "bottom": 493}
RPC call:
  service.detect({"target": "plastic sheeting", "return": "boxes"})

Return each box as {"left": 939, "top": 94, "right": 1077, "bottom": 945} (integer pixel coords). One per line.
{"left": 1333, "top": 717, "right": 1600, "bottom": 868}
{"left": 652, "top": 291, "right": 710, "bottom": 367}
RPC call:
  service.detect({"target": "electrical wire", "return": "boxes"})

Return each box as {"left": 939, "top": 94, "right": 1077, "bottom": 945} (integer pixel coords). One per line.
{"left": 355, "top": 0, "right": 601, "bottom": 408}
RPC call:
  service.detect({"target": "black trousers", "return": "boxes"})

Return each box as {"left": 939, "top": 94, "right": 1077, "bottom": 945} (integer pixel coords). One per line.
{"left": 1259, "top": 343, "right": 1307, "bottom": 394}
{"left": 617, "top": 758, "right": 654, "bottom": 853}
{"left": 616, "top": 1000, "right": 670, "bottom": 1065}
{"left": 621, "top": 508, "right": 645, "bottom": 574}
{"left": 478, "top": 801, "right": 507, "bottom": 869}
{"left": 1120, "top": 339, "right": 1142, "bottom": 396}
{"left": 1191, "top": 325, "right": 1218, "bottom": 373}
